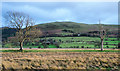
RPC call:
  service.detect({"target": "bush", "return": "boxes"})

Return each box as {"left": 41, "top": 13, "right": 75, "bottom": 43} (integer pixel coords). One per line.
{"left": 115, "top": 46, "right": 118, "bottom": 48}
{"left": 106, "top": 46, "right": 109, "bottom": 48}
{"left": 118, "top": 43, "right": 120, "bottom": 48}
{"left": 29, "top": 47, "right": 32, "bottom": 49}
{"left": 76, "top": 46, "right": 79, "bottom": 48}
{"left": 56, "top": 46, "right": 59, "bottom": 48}
{"left": 42, "top": 44, "right": 48, "bottom": 48}
{"left": 81, "top": 46, "right": 84, "bottom": 48}
{"left": 38, "top": 46, "right": 41, "bottom": 49}
{"left": 111, "top": 39, "right": 115, "bottom": 41}
{"left": 32, "top": 42, "right": 36, "bottom": 46}
{"left": 113, "top": 47, "right": 116, "bottom": 49}
{"left": 113, "top": 47, "right": 115, "bottom": 49}
{"left": 73, "top": 46, "right": 76, "bottom": 48}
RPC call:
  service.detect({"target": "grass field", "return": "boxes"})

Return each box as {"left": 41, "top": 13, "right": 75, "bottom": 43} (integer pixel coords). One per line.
{"left": 37, "top": 37, "right": 119, "bottom": 48}
{"left": 2, "top": 52, "right": 119, "bottom": 70}
{"left": 3, "top": 37, "right": 119, "bottom": 49}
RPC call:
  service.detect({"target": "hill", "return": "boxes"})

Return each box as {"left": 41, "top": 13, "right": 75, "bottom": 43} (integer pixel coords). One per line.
{"left": 1, "top": 27, "right": 17, "bottom": 41}
{"left": 1, "top": 21, "right": 118, "bottom": 41}
{"left": 35, "top": 21, "right": 118, "bottom": 36}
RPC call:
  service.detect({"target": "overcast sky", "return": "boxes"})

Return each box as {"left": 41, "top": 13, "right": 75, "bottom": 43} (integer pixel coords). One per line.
{"left": 2, "top": 2, "right": 118, "bottom": 27}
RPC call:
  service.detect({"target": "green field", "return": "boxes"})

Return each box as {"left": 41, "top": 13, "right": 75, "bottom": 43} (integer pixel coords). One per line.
{"left": 39, "top": 37, "right": 119, "bottom": 48}
{"left": 3, "top": 37, "right": 119, "bottom": 49}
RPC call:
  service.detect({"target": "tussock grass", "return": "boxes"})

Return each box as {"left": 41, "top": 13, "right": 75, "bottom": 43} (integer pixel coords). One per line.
{"left": 2, "top": 52, "right": 119, "bottom": 70}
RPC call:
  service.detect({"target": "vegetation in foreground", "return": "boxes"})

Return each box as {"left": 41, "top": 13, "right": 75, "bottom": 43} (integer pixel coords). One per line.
{"left": 2, "top": 52, "right": 119, "bottom": 70}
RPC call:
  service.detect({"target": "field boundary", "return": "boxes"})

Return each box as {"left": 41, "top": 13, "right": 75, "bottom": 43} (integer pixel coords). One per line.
{"left": 1, "top": 49, "right": 120, "bottom": 52}
{"left": 1, "top": 48, "right": 120, "bottom": 50}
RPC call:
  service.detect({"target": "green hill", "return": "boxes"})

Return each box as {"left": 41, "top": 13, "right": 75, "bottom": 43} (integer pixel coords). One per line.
{"left": 35, "top": 21, "right": 118, "bottom": 34}
{"left": 1, "top": 21, "right": 118, "bottom": 41}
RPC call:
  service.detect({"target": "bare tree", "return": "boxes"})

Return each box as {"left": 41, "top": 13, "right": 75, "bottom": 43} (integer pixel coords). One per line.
{"left": 99, "top": 20, "right": 106, "bottom": 51}
{"left": 5, "top": 11, "right": 36, "bottom": 51}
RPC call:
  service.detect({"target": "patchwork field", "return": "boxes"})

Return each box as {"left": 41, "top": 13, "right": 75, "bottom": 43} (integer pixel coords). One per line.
{"left": 4, "top": 37, "right": 119, "bottom": 49}
{"left": 32, "top": 37, "right": 119, "bottom": 48}
{"left": 2, "top": 52, "right": 120, "bottom": 70}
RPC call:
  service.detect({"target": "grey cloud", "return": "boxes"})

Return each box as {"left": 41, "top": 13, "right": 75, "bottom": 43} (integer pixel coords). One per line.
{"left": 2, "top": 2, "right": 118, "bottom": 26}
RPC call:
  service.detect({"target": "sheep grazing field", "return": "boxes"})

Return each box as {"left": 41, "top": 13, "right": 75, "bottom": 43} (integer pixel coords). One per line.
{"left": 1, "top": 51, "right": 120, "bottom": 70}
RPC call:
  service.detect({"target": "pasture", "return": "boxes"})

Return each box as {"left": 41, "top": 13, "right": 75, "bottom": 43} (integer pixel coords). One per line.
{"left": 16, "top": 37, "right": 119, "bottom": 49}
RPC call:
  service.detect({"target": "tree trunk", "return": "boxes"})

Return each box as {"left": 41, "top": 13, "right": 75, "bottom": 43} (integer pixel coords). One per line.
{"left": 20, "top": 41, "right": 23, "bottom": 51}
{"left": 101, "top": 39, "right": 104, "bottom": 51}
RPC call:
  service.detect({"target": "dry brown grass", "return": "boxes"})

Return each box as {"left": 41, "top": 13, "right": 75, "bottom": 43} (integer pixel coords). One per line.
{"left": 2, "top": 52, "right": 120, "bottom": 70}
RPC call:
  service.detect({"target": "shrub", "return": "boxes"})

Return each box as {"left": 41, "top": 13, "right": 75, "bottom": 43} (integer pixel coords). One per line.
{"left": 76, "top": 46, "right": 79, "bottom": 48}
{"left": 115, "top": 45, "right": 118, "bottom": 48}
{"left": 42, "top": 44, "right": 48, "bottom": 48}
{"left": 56, "top": 46, "right": 59, "bottom": 48}
{"left": 113, "top": 47, "right": 116, "bottom": 49}
{"left": 118, "top": 43, "right": 120, "bottom": 48}
{"left": 106, "top": 46, "right": 109, "bottom": 48}
{"left": 59, "top": 39, "right": 61, "bottom": 42}
{"left": 29, "top": 47, "right": 32, "bottom": 49}
{"left": 73, "top": 46, "right": 76, "bottom": 48}
{"left": 111, "top": 39, "right": 115, "bottom": 41}
{"left": 38, "top": 46, "right": 41, "bottom": 49}
{"left": 32, "top": 42, "right": 36, "bottom": 46}
{"left": 59, "top": 47, "right": 62, "bottom": 48}
{"left": 81, "top": 46, "right": 84, "bottom": 48}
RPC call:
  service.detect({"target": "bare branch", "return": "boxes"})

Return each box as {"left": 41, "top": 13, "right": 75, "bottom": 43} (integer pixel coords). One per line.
{"left": 4, "top": 11, "right": 37, "bottom": 51}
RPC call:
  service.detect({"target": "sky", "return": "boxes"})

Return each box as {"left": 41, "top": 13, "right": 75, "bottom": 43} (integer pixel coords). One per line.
{"left": 2, "top": 2, "right": 118, "bottom": 27}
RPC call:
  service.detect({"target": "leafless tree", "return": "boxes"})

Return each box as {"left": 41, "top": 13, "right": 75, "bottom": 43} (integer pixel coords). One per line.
{"left": 5, "top": 11, "right": 39, "bottom": 51}
{"left": 99, "top": 20, "right": 106, "bottom": 51}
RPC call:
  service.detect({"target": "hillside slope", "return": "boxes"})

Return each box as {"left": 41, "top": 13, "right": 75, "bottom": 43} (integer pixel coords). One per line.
{"left": 35, "top": 21, "right": 118, "bottom": 34}
{"left": 1, "top": 22, "right": 118, "bottom": 40}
